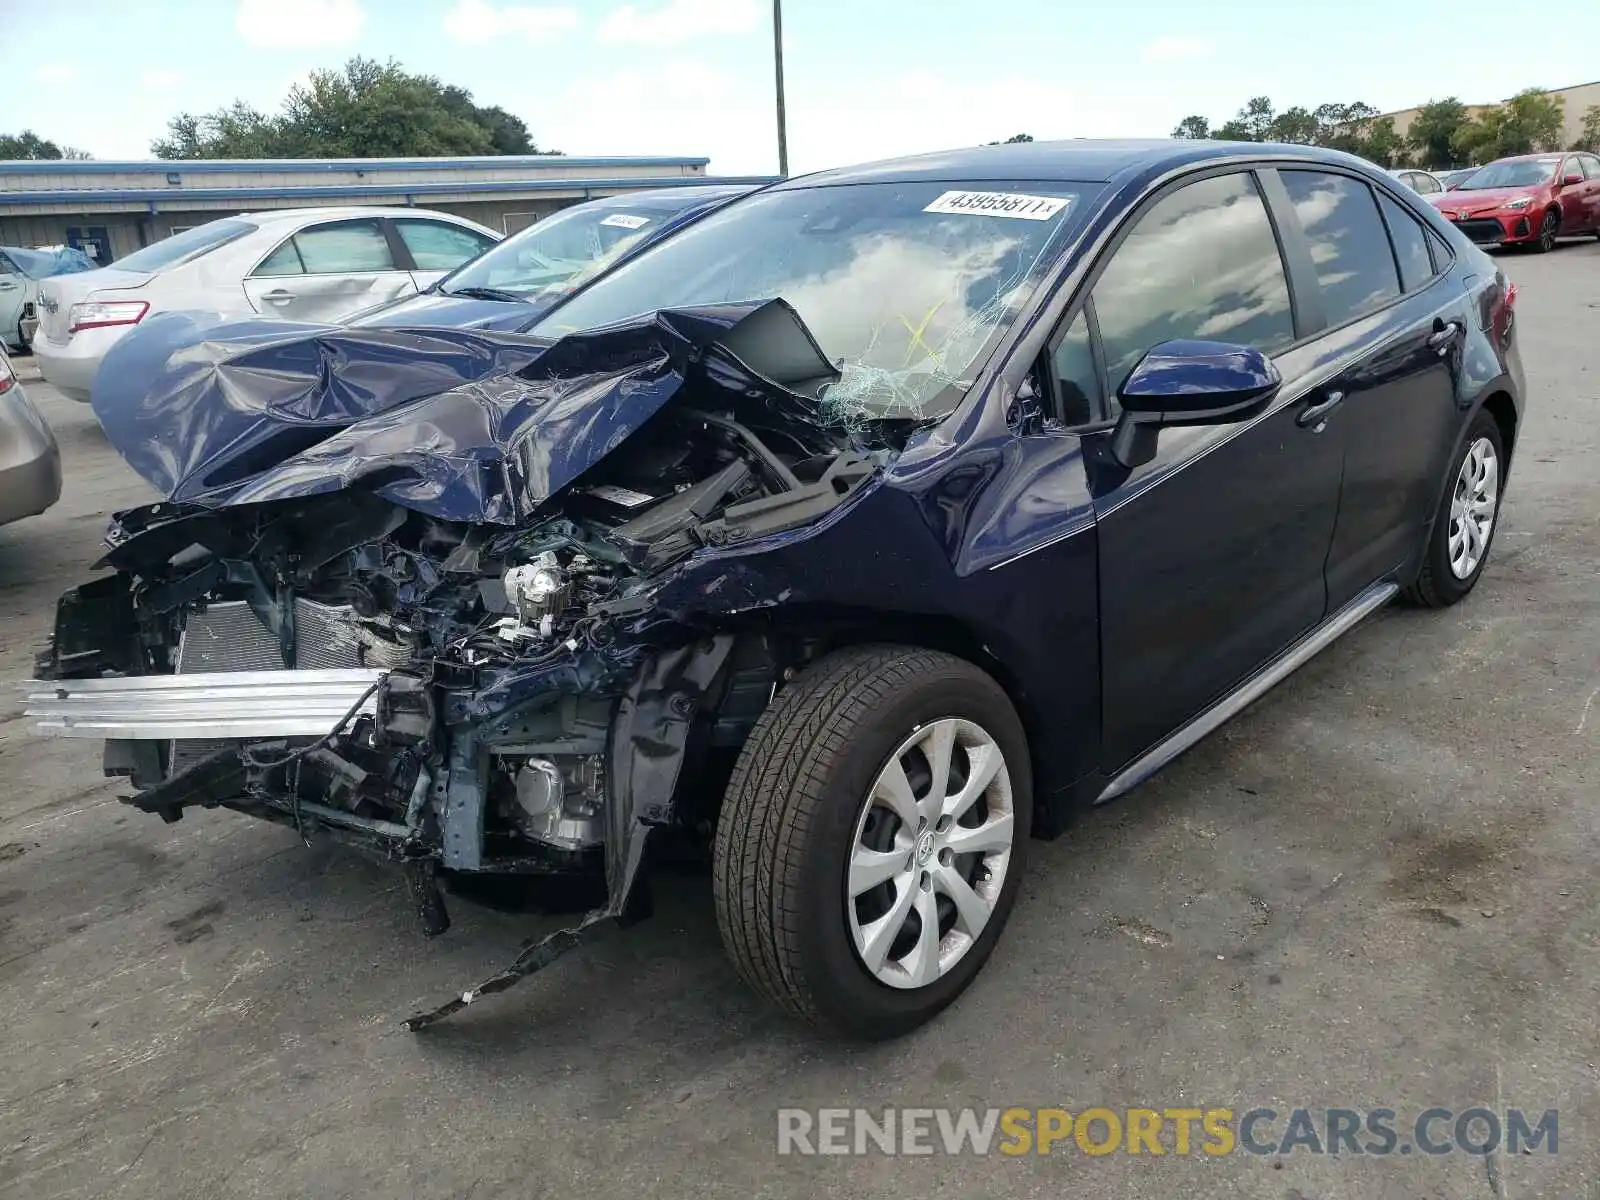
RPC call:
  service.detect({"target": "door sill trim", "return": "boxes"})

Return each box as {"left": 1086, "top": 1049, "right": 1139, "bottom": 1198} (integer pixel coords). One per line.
{"left": 1095, "top": 581, "right": 1399, "bottom": 805}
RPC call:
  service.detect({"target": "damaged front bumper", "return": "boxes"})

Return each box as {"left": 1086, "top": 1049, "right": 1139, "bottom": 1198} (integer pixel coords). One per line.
{"left": 24, "top": 668, "right": 384, "bottom": 738}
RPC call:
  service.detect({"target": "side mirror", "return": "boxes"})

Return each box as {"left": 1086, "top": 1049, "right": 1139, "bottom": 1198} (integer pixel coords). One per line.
{"left": 1561, "top": 171, "right": 1583, "bottom": 186}
{"left": 1109, "top": 339, "right": 1281, "bottom": 469}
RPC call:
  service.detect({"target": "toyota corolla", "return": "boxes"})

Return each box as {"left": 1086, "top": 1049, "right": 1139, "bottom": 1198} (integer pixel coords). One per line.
{"left": 26, "top": 140, "right": 1523, "bottom": 1038}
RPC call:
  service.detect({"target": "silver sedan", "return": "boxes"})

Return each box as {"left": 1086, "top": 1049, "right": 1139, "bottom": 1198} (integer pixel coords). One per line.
{"left": 0, "top": 349, "right": 62, "bottom": 528}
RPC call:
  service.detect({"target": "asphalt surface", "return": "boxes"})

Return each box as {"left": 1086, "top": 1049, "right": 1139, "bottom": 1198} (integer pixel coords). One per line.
{"left": 1, "top": 240, "right": 1597, "bottom": 1200}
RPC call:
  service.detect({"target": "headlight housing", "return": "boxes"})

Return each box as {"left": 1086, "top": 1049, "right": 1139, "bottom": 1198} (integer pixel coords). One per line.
{"left": 1501, "top": 196, "right": 1534, "bottom": 211}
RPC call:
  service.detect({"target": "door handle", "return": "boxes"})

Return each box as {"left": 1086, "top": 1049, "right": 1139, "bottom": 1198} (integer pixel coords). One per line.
{"left": 1428, "top": 318, "right": 1463, "bottom": 354}
{"left": 261, "top": 290, "right": 295, "bottom": 306}
{"left": 1295, "top": 388, "right": 1345, "bottom": 431}
{"left": 0, "top": 282, "right": 18, "bottom": 291}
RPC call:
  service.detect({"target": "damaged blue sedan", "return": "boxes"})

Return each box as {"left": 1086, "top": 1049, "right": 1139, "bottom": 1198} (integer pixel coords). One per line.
{"left": 26, "top": 140, "right": 1523, "bottom": 1038}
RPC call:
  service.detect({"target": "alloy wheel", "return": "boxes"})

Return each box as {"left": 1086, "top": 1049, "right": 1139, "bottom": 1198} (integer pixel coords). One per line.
{"left": 1448, "top": 436, "right": 1499, "bottom": 580}
{"left": 846, "top": 717, "right": 1015, "bottom": 989}
{"left": 1539, "top": 211, "right": 1558, "bottom": 252}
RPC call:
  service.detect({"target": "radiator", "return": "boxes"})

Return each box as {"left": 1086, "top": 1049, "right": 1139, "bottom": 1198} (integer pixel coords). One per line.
{"left": 170, "top": 599, "right": 409, "bottom": 771}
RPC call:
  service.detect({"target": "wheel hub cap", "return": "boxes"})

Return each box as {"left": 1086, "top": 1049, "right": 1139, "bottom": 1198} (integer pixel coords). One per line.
{"left": 845, "top": 717, "right": 1015, "bottom": 990}
{"left": 1447, "top": 435, "right": 1499, "bottom": 581}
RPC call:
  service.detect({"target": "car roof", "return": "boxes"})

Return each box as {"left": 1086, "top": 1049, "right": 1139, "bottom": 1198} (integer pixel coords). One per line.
{"left": 1485, "top": 152, "right": 1564, "bottom": 164}
{"left": 771, "top": 138, "right": 1380, "bottom": 190}
{"left": 232, "top": 205, "right": 477, "bottom": 223}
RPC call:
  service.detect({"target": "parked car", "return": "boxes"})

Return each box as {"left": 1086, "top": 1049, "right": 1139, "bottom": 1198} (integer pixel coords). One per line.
{"left": 0, "top": 246, "right": 96, "bottom": 352}
{"left": 1428, "top": 151, "right": 1600, "bottom": 250}
{"left": 31, "top": 207, "right": 500, "bottom": 400}
{"left": 29, "top": 140, "right": 1522, "bottom": 1038}
{"left": 345, "top": 185, "right": 763, "bottom": 332}
{"left": 0, "top": 347, "right": 62, "bottom": 528}
{"left": 1391, "top": 167, "right": 1445, "bottom": 195}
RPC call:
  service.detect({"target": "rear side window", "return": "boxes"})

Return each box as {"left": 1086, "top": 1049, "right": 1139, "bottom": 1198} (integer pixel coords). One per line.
{"left": 1377, "top": 193, "right": 1434, "bottom": 292}
{"left": 291, "top": 220, "right": 395, "bottom": 274}
{"left": 1281, "top": 171, "right": 1400, "bottom": 325}
{"left": 1092, "top": 171, "right": 1295, "bottom": 390}
{"left": 394, "top": 219, "right": 496, "bottom": 269}
{"left": 1580, "top": 154, "right": 1600, "bottom": 181}
{"left": 114, "top": 219, "right": 257, "bottom": 273}
{"left": 1415, "top": 173, "right": 1442, "bottom": 194}
{"left": 253, "top": 240, "right": 305, "bottom": 277}
{"left": 1425, "top": 228, "right": 1453, "bottom": 273}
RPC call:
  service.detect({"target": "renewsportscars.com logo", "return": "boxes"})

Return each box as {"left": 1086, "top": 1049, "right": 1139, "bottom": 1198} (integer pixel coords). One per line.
{"left": 776, "top": 1106, "right": 1560, "bottom": 1157}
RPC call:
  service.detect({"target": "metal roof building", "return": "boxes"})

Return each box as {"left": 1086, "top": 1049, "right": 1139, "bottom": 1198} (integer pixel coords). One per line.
{"left": 0, "top": 154, "right": 773, "bottom": 265}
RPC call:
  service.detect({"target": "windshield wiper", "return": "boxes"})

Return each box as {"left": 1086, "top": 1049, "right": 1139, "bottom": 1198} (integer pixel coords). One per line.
{"left": 441, "top": 286, "right": 528, "bottom": 303}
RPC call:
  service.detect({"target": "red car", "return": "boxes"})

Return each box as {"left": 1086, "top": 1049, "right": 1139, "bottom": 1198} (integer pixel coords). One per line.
{"left": 1429, "top": 151, "right": 1600, "bottom": 251}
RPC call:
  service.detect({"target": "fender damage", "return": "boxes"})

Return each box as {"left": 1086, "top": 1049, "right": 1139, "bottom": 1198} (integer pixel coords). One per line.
{"left": 26, "top": 300, "right": 906, "bottom": 1025}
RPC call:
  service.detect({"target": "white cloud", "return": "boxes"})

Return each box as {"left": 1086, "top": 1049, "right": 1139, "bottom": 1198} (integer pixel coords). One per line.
{"left": 140, "top": 69, "right": 183, "bottom": 92}
{"left": 236, "top": 0, "right": 365, "bottom": 48}
{"left": 444, "top": 0, "right": 579, "bottom": 43}
{"left": 32, "top": 63, "right": 76, "bottom": 85}
{"left": 598, "top": 0, "right": 759, "bottom": 46}
{"left": 1141, "top": 35, "right": 1215, "bottom": 63}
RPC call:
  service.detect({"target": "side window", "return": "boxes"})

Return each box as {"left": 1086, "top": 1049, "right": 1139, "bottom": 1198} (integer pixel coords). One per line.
{"left": 1377, "top": 193, "right": 1434, "bottom": 292}
{"left": 253, "top": 240, "right": 304, "bottom": 277}
{"left": 1416, "top": 173, "right": 1442, "bottom": 194}
{"left": 293, "top": 220, "right": 396, "bottom": 274}
{"left": 1049, "top": 310, "right": 1102, "bottom": 426}
{"left": 394, "top": 219, "right": 497, "bottom": 270}
{"left": 1581, "top": 155, "right": 1600, "bottom": 181}
{"left": 1092, "top": 172, "right": 1295, "bottom": 391}
{"left": 0, "top": 252, "right": 18, "bottom": 276}
{"left": 1280, "top": 170, "right": 1400, "bottom": 325}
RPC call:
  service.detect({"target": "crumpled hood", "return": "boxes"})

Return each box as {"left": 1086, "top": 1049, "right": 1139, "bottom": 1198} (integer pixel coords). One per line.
{"left": 91, "top": 301, "right": 838, "bottom": 525}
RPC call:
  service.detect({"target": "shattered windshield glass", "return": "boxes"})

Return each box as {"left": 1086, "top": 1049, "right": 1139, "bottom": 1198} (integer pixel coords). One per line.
{"left": 531, "top": 180, "right": 1095, "bottom": 420}
{"left": 441, "top": 202, "right": 668, "bottom": 299}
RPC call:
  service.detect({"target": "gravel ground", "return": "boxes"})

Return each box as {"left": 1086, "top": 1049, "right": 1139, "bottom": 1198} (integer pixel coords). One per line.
{"left": 1, "top": 240, "right": 1596, "bottom": 1199}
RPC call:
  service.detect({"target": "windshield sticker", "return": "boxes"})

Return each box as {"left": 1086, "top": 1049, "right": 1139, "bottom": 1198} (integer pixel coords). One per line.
{"left": 599, "top": 213, "right": 652, "bottom": 230}
{"left": 923, "top": 191, "right": 1072, "bottom": 221}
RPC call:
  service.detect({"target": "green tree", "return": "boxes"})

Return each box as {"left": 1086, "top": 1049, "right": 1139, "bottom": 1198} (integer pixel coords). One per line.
{"left": 1453, "top": 89, "right": 1567, "bottom": 162}
{"left": 153, "top": 57, "right": 556, "bottom": 159}
{"left": 1214, "top": 95, "right": 1277, "bottom": 141}
{"left": 1171, "top": 115, "right": 1211, "bottom": 139}
{"left": 1356, "top": 117, "right": 1405, "bottom": 167}
{"left": 1267, "top": 106, "right": 1321, "bottom": 144}
{"left": 1406, "top": 98, "right": 1469, "bottom": 168}
{"left": 1573, "top": 104, "right": 1600, "bottom": 152}
{"left": 0, "top": 130, "right": 63, "bottom": 159}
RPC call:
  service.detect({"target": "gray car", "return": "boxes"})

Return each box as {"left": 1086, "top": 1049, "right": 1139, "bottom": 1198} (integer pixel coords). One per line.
{"left": 0, "top": 348, "right": 62, "bottom": 527}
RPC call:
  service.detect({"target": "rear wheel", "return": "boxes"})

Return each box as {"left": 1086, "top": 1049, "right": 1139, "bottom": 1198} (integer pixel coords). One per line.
{"left": 1532, "top": 208, "right": 1559, "bottom": 252}
{"left": 1404, "top": 410, "right": 1504, "bottom": 608}
{"left": 713, "top": 645, "right": 1031, "bottom": 1039}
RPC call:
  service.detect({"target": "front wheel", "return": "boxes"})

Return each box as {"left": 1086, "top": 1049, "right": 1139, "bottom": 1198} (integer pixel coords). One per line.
{"left": 1404, "top": 411, "right": 1505, "bottom": 607}
{"left": 713, "top": 645, "right": 1031, "bottom": 1039}
{"left": 1532, "top": 208, "right": 1559, "bottom": 252}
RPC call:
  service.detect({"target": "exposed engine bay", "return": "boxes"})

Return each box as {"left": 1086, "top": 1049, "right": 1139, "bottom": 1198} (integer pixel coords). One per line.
{"left": 27, "top": 300, "right": 910, "bottom": 1025}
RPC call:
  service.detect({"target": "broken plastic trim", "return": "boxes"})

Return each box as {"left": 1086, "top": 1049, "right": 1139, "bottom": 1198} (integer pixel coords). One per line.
{"left": 403, "top": 636, "right": 733, "bottom": 1030}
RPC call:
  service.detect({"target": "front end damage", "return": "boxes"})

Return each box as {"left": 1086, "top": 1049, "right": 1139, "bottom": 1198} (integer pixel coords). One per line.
{"left": 26, "top": 301, "right": 899, "bottom": 1026}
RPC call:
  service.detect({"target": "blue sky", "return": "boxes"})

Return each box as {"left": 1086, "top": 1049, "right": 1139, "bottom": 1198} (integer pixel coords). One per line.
{"left": 4, "top": 0, "right": 1598, "bottom": 174}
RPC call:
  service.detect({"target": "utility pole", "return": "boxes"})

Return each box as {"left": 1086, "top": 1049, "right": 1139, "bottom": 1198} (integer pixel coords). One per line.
{"left": 772, "top": 0, "right": 789, "bottom": 176}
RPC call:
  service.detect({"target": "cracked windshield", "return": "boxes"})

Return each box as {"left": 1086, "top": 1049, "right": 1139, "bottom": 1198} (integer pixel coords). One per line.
{"left": 534, "top": 181, "right": 1092, "bottom": 419}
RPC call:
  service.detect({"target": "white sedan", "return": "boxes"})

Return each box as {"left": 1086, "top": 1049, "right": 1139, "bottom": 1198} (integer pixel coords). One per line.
{"left": 32, "top": 206, "right": 500, "bottom": 401}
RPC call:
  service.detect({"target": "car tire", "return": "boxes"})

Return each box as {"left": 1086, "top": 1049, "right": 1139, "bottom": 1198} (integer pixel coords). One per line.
{"left": 1532, "top": 208, "right": 1559, "bottom": 252}
{"left": 1403, "top": 410, "right": 1505, "bottom": 608}
{"left": 713, "top": 644, "right": 1031, "bottom": 1039}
